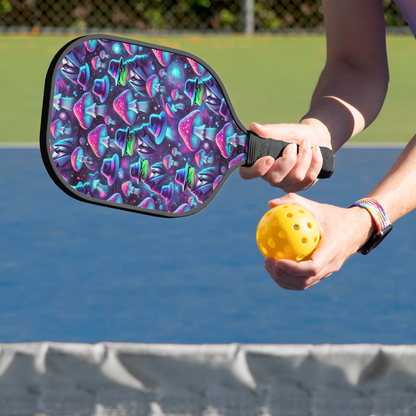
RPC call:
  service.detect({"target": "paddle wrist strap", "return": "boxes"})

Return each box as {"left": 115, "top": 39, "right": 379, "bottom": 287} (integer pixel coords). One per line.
{"left": 349, "top": 198, "right": 393, "bottom": 255}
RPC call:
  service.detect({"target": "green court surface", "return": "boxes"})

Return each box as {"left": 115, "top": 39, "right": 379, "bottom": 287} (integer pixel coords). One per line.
{"left": 1, "top": 33, "right": 415, "bottom": 144}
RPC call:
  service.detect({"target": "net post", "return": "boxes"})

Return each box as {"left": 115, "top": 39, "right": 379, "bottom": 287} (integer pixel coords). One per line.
{"left": 244, "top": 0, "right": 255, "bottom": 35}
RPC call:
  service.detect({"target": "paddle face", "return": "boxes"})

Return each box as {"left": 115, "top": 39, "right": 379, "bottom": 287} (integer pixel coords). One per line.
{"left": 40, "top": 34, "right": 248, "bottom": 218}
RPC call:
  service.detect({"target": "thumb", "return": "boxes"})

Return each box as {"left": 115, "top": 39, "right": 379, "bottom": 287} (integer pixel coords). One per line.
{"left": 249, "top": 122, "right": 277, "bottom": 139}
{"left": 249, "top": 122, "right": 310, "bottom": 143}
{"left": 268, "top": 192, "right": 308, "bottom": 209}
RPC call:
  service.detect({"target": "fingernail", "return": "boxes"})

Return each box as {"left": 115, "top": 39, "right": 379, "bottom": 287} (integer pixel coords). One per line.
{"left": 265, "top": 157, "right": 274, "bottom": 167}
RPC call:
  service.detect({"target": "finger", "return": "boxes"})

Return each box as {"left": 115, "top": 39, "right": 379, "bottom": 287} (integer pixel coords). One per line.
{"left": 265, "top": 261, "right": 315, "bottom": 291}
{"left": 302, "top": 271, "right": 333, "bottom": 290}
{"left": 249, "top": 122, "right": 271, "bottom": 138}
{"left": 240, "top": 122, "right": 284, "bottom": 180}
{"left": 241, "top": 123, "right": 312, "bottom": 183}
{"left": 269, "top": 258, "right": 318, "bottom": 278}
{"left": 268, "top": 141, "right": 327, "bottom": 193}
{"left": 285, "top": 145, "right": 324, "bottom": 192}
{"left": 279, "top": 145, "right": 323, "bottom": 192}
{"left": 265, "top": 258, "right": 311, "bottom": 283}
{"left": 261, "top": 143, "right": 298, "bottom": 187}
{"left": 265, "top": 265, "right": 305, "bottom": 290}
{"left": 309, "top": 145, "right": 324, "bottom": 178}
{"left": 274, "top": 234, "right": 338, "bottom": 282}
{"left": 268, "top": 192, "right": 303, "bottom": 208}
{"left": 275, "top": 280, "right": 305, "bottom": 291}
{"left": 239, "top": 156, "right": 274, "bottom": 180}
{"left": 287, "top": 137, "right": 313, "bottom": 182}
{"left": 277, "top": 178, "right": 318, "bottom": 194}
{"left": 295, "top": 145, "right": 323, "bottom": 188}
{"left": 273, "top": 138, "right": 314, "bottom": 192}
{"left": 264, "top": 198, "right": 340, "bottom": 281}
{"left": 268, "top": 193, "right": 321, "bottom": 220}
{"left": 271, "top": 257, "right": 322, "bottom": 278}
{"left": 249, "top": 122, "right": 311, "bottom": 143}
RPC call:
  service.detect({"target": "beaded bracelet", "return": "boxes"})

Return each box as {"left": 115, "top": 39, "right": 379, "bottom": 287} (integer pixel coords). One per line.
{"left": 349, "top": 198, "right": 393, "bottom": 254}
{"left": 349, "top": 198, "right": 391, "bottom": 232}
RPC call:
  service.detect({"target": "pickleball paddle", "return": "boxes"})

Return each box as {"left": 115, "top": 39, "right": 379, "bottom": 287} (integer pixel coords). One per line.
{"left": 40, "top": 34, "right": 334, "bottom": 218}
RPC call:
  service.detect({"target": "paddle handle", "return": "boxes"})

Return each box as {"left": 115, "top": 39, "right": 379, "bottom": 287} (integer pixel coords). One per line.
{"left": 244, "top": 131, "right": 335, "bottom": 179}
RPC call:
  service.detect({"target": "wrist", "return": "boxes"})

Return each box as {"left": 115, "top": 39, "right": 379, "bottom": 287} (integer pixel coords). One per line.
{"left": 347, "top": 206, "right": 378, "bottom": 252}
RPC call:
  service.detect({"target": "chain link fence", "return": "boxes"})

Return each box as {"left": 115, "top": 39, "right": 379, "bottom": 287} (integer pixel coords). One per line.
{"left": 0, "top": 0, "right": 408, "bottom": 33}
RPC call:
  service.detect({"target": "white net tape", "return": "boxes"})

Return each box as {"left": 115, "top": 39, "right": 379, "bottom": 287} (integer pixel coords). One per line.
{"left": 0, "top": 342, "right": 415, "bottom": 415}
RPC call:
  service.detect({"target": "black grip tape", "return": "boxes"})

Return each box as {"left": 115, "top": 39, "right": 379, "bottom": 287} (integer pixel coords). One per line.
{"left": 244, "top": 131, "right": 334, "bottom": 179}
{"left": 317, "top": 146, "right": 335, "bottom": 179}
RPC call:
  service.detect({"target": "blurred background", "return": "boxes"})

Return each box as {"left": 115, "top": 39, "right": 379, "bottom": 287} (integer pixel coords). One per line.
{"left": 1, "top": 0, "right": 415, "bottom": 146}
{"left": 0, "top": 0, "right": 409, "bottom": 34}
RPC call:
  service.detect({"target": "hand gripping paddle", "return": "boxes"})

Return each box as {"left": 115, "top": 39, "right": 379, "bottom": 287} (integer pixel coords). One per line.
{"left": 40, "top": 34, "right": 334, "bottom": 218}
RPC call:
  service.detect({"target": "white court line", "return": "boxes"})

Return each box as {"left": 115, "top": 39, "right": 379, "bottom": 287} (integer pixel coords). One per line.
{"left": 0, "top": 142, "right": 408, "bottom": 149}
{"left": 343, "top": 142, "right": 406, "bottom": 148}
{"left": 0, "top": 142, "right": 39, "bottom": 148}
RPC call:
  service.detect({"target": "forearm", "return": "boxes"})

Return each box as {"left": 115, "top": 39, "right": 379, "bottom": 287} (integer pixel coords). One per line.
{"left": 299, "top": 0, "right": 389, "bottom": 153}
{"left": 366, "top": 135, "right": 416, "bottom": 223}
{"left": 300, "top": 60, "right": 389, "bottom": 153}
{"left": 347, "top": 135, "right": 416, "bottom": 252}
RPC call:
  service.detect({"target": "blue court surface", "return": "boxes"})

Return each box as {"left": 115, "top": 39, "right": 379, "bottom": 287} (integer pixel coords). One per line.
{"left": 0, "top": 146, "right": 415, "bottom": 344}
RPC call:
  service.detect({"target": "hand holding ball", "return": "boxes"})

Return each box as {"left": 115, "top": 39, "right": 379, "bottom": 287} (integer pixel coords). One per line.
{"left": 256, "top": 204, "right": 320, "bottom": 262}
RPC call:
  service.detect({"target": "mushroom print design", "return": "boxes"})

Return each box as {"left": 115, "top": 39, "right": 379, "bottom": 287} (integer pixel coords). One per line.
{"left": 47, "top": 36, "right": 248, "bottom": 215}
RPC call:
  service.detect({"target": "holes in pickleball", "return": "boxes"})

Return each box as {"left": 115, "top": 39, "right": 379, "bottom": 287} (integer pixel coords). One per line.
{"left": 293, "top": 224, "right": 300, "bottom": 231}
{"left": 286, "top": 213, "right": 293, "bottom": 218}
{"left": 283, "top": 205, "right": 288, "bottom": 208}
{"left": 314, "top": 236, "right": 318, "bottom": 243}
{"left": 260, "top": 243, "right": 268, "bottom": 256}
{"left": 266, "top": 211, "right": 272, "bottom": 217}
{"left": 268, "top": 238, "right": 276, "bottom": 248}
{"left": 285, "top": 245, "right": 292, "bottom": 252}
{"left": 301, "top": 237, "right": 307, "bottom": 244}
{"left": 299, "top": 209, "right": 305, "bottom": 214}
{"left": 279, "top": 231, "right": 287, "bottom": 238}
{"left": 307, "top": 222, "right": 313, "bottom": 229}
{"left": 261, "top": 226, "right": 267, "bottom": 234}
{"left": 272, "top": 219, "right": 279, "bottom": 226}
{"left": 297, "top": 254, "right": 305, "bottom": 261}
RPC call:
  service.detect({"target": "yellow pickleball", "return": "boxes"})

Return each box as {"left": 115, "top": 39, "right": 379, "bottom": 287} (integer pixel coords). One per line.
{"left": 256, "top": 204, "right": 321, "bottom": 262}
